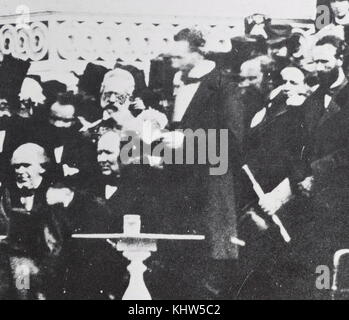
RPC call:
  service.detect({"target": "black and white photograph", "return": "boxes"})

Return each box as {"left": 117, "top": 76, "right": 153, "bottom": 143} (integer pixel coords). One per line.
{"left": 0, "top": 0, "right": 348, "bottom": 302}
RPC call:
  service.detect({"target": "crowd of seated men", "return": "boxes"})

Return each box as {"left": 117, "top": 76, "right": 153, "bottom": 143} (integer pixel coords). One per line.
{"left": 2, "top": 0, "right": 349, "bottom": 300}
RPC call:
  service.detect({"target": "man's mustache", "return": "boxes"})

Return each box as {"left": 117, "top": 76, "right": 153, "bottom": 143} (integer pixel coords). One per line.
{"left": 99, "top": 161, "right": 112, "bottom": 167}
{"left": 105, "top": 103, "right": 119, "bottom": 111}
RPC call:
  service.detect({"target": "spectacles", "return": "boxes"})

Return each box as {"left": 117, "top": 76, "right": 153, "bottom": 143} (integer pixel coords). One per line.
{"left": 20, "top": 99, "right": 36, "bottom": 109}
{"left": 102, "top": 92, "right": 130, "bottom": 105}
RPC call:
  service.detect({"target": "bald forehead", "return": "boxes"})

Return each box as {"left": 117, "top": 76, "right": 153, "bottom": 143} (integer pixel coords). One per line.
{"left": 102, "top": 70, "right": 135, "bottom": 94}
{"left": 313, "top": 44, "right": 338, "bottom": 60}
{"left": 98, "top": 132, "right": 121, "bottom": 152}
{"left": 281, "top": 67, "right": 305, "bottom": 82}
{"left": 11, "top": 144, "right": 47, "bottom": 165}
{"left": 51, "top": 102, "right": 75, "bottom": 118}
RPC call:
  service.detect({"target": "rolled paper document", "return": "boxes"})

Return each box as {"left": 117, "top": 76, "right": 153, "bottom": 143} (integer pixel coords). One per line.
{"left": 231, "top": 237, "right": 246, "bottom": 247}
{"left": 242, "top": 164, "right": 291, "bottom": 243}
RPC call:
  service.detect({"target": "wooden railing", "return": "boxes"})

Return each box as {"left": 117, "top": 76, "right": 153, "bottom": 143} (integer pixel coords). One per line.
{"left": 0, "top": 11, "right": 315, "bottom": 81}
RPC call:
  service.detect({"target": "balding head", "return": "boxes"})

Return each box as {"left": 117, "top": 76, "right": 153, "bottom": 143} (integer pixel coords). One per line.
{"left": 11, "top": 143, "right": 49, "bottom": 190}
{"left": 97, "top": 131, "right": 122, "bottom": 176}
{"left": 11, "top": 143, "right": 49, "bottom": 167}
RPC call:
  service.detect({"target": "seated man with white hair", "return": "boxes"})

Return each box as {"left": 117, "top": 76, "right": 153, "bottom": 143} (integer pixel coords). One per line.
{"left": 0, "top": 143, "right": 67, "bottom": 300}
{"left": 3, "top": 143, "right": 51, "bottom": 213}
{"left": 82, "top": 129, "right": 172, "bottom": 299}
{"left": 90, "top": 130, "right": 165, "bottom": 231}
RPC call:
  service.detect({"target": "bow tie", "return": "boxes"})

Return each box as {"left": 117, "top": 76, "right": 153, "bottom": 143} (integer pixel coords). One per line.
{"left": 18, "top": 187, "right": 35, "bottom": 197}
{"left": 325, "top": 89, "right": 337, "bottom": 97}
{"left": 181, "top": 73, "right": 203, "bottom": 85}
{"left": 183, "top": 77, "right": 202, "bottom": 85}
{"left": 102, "top": 175, "right": 121, "bottom": 187}
{"left": 324, "top": 84, "right": 343, "bottom": 97}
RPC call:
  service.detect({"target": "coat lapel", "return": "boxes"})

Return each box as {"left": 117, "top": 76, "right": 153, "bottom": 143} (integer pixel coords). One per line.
{"left": 179, "top": 71, "right": 220, "bottom": 130}
{"left": 317, "top": 99, "right": 341, "bottom": 128}
{"left": 305, "top": 90, "right": 325, "bottom": 135}
{"left": 310, "top": 82, "right": 349, "bottom": 132}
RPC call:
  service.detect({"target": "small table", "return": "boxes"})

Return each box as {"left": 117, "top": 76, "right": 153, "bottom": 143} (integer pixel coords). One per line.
{"left": 72, "top": 215, "right": 205, "bottom": 300}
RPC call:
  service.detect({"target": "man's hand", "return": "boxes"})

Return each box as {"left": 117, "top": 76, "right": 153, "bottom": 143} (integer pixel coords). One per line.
{"left": 258, "top": 178, "right": 293, "bottom": 215}
{"left": 46, "top": 187, "right": 75, "bottom": 208}
{"left": 161, "top": 131, "right": 185, "bottom": 150}
{"left": 62, "top": 164, "right": 80, "bottom": 177}
{"left": 247, "top": 209, "right": 269, "bottom": 231}
{"left": 298, "top": 176, "right": 314, "bottom": 197}
{"left": 286, "top": 94, "right": 307, "bottom": 107}
{"left": 110, "top": 107, "right": 135, "bottom": 128}
{"left": 258, "top": 193, "right": 284, "bottom": 216}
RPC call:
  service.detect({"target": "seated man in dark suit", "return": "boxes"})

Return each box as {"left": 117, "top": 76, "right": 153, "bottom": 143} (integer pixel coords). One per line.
{"left": 91, "top": 130, "right": 164, "bottom": 233}
{"left": 45, "top": 181, "right": 125, "bottom": 300}
{"left": 87, "top": 130, "right": 170, "bottom": 299}
{"left": 0, "top": 143, "right": 66, "bottom": 300}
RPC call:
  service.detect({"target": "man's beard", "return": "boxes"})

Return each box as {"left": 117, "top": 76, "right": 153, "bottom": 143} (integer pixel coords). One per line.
{"left": 240, "top": 85, "right": 266, "bottom": 102}
{"left": 50, "top": 125, "right": 74, "bottom": 144}
{"left": 318, "top": 68, "right": 340, "bottom": 90}
{"left": 239, "top": 85, "right": 259, "bottom": 97}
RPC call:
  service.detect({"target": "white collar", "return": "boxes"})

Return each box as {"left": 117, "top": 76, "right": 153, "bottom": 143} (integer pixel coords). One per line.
{"left": 188, "top": 59, "right": 216, "bottom": 79}
{"left": 331, "top": 68, "right": 346, "bottom": 89}
{"left": 17, "top": 176, "right": 43, "bottom": 191}
{"left": 105, "top": 185, "right": 118, "bottom": 200}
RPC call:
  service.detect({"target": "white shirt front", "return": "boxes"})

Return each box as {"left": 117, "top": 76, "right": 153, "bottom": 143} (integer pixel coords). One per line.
{"left": 16, "top": 176, "right": 43, "bottom": 212}
{"left": 172, "top": 60, "right": 216, "bottom": 123}
{"left": 54, "top": 146, "right": 64, "bottom": 164}
{"left": 0, "top": 131, "right": 6, "bottom": 153}
{"left": 20, "top": 196, "right": 35, "bottom": 212}
{"left": 105, "top": 185, "right": 118, "bottom": 200}
{"left": 324, "top": 95, "right": 333, "bottom": 110}
{"left": 324, "top": 69, "right": 346, "bottom": 110}
{"left": 62, "top": 164, "right": 80, "bottom": 177}
{"left": 172, "top": 82, "right": 201, "bottom": 122}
